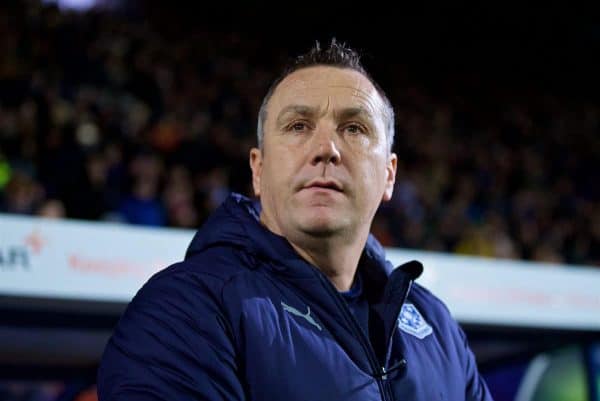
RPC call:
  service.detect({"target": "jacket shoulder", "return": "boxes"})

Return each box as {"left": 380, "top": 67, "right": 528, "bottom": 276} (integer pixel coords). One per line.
{"left": 151, "top": 244, "right": 257, "bottom": 285}
{"left": 408, "top": 282, "right": 452, "bottom": 316}
{"left": 98, "top": 251, "right": 247, "bottom": 400}
{"left": 406, "top": 282, "right": 466, "bottom": 341}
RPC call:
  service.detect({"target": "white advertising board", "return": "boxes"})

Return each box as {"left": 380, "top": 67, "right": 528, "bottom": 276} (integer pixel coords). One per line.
{"left": 2, "top": 214, "right": 599, "bottom": 330}
{"left": 0, "top": 214, "right": 193, "bottom": 303}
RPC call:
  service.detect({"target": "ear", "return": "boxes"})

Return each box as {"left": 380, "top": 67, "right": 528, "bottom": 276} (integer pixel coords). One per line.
{"left": 382, "top": 153, "right": 397, "bottom": 202}
{"left": 249, "top": 147, "right": 263, "bottom": 196}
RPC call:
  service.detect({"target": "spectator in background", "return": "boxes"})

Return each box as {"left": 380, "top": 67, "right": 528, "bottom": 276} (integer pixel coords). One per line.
{"left": 162, "top": 165, "right": 198, "bottom": 228}
{"left": 36, "top": 198, "right": 66, "bottom": 218}
{"left": 117, "top": 151, "right": 166, "bottom": 226}
{"left": 1, "top": 171, "right": 45, "bottom": 214}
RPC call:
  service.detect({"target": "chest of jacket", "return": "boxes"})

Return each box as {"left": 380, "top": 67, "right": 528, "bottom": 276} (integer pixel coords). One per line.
{"left": 224, "top": 273, "right": 465, "bottom": 401}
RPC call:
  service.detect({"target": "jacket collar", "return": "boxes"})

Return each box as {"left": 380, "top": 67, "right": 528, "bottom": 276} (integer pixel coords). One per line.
{"left": 186, "top": 193, "right": 422, "bottom": 288}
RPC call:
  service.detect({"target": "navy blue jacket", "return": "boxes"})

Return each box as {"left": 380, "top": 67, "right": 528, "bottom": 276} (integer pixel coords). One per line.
{"left": 98, "top": 193, "right": 493, "bottom": 401}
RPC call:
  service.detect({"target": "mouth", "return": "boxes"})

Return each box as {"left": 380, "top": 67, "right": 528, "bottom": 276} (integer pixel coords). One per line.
{"left": 302, "top": 180, "right": 343, "bottom": 192}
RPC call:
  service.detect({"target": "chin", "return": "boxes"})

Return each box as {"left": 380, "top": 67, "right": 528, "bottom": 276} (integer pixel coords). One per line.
{"left": 297, "top": 215, "right": 346, "bottom": 238}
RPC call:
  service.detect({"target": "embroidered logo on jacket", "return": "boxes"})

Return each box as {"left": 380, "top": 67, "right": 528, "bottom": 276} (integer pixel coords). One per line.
{"left": 281, "top": 301, "right": 322, "bottom": 331}
{"left": 398, "top": 303, "right": 432, "bottom": 339}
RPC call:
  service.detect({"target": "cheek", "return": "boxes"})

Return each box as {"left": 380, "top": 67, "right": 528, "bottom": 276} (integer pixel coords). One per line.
{"left": 261, "top": 154, "right": 295, "bottom": 194}
{"left": 354, "top": 156, "right": 388, "bottom": 197}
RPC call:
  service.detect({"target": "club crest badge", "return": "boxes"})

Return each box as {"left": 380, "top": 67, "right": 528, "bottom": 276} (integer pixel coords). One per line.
{"left": 398, "top": 303, "right": 433, "bottom": 339}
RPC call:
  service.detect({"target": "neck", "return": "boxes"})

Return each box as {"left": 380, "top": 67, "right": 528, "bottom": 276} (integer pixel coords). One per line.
{"left": 288, "top": 230, "right": 368, "bottom": 292}
{"left": 258, "top": 210, "right": 369, "bottom": 292}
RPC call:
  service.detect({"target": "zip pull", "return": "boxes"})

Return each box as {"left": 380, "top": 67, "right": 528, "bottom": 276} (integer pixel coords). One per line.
{"left": 376, "top": 358, "right": 407, "bottom": 380}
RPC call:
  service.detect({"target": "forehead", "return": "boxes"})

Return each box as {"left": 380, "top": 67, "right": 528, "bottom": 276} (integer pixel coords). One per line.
{"left": 267, "top": 66, "right": 384, "bottom": 117}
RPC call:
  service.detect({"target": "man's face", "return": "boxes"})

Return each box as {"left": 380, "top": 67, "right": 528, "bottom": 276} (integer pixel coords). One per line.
{"left": 250, "top": 66, "right": 397, "bottom": 242}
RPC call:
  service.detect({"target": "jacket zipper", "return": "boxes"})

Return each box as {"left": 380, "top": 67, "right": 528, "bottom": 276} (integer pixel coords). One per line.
{"left": 380, "top": 281, "right": 413, "bottom": 401}
{"left": 315, "top": 273, "right": 392, "bottom": 401}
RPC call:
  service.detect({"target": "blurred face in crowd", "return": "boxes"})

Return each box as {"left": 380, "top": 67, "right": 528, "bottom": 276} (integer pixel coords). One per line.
{"left": 250, "top": 66, "right": 397, "bottom": 244}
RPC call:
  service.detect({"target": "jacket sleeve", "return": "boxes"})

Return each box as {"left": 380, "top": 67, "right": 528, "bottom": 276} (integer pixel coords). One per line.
{"left": 97, "top": 267, "right": 245, "bottom": 401}
{"left": 457, "top": 323, "right": 495, "bottom": 401}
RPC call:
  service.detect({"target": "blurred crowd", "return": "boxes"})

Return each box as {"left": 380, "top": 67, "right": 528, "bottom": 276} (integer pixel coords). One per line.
{"left": 0, "top": 1, "right": 598, "bottom": 267}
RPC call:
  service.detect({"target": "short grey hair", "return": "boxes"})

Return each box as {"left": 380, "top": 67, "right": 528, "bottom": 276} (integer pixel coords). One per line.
{"left": 256, "top": 39, "right": 395, "bottom": 153}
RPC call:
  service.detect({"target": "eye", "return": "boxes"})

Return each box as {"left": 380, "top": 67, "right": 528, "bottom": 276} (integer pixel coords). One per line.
{"left": 343, "top": 123, "right": 367, "bottom": 135}
{"left": 287, "top": 121, "right": 310, "bottom": 132}
{"left": 292, "top": 122, "right": 307, "bottom": 131}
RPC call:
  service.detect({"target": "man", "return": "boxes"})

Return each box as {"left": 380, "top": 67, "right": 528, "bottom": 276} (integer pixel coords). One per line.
{"left": 98, "top": 40, "right": 493, "bottom": 401}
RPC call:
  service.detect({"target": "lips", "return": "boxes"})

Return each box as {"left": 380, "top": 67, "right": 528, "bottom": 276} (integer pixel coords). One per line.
{"left": 303, "top": 179, "right": 343, "bottom": 192}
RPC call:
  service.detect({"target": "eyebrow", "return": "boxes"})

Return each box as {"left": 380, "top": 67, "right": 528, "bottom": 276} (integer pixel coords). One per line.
{"left": 335, "top": 107, "right": 373, "bottom": 122}
{"left": 275, "top": 105, "right": 318, "bottom": 126}
{"left": 275, "top": 105, "right": 374, "bottom": 126}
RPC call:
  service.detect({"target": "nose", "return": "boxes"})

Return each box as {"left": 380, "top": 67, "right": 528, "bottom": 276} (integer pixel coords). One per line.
{"left": 310, "top": 126, "right": 341, "bottom": 166}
